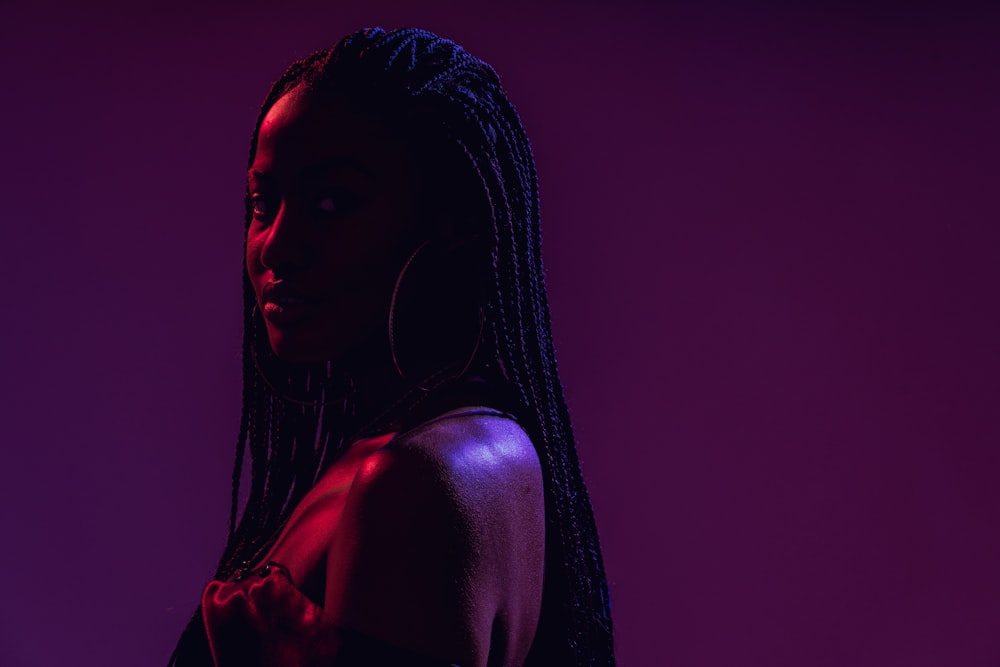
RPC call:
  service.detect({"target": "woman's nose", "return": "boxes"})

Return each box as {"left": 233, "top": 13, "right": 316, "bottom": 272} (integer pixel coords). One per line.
{"left": 259, "top": 204, "right": 308, "bottom": 274}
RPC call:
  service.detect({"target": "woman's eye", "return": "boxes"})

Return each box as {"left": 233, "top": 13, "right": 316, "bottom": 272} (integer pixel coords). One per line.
{"left": 251, "top": 195, "right": 275, "bottom": 219}
{"left": 315, "top": 190, "right": 359, "bottom": 217}
{"left": 318, "top": 196, "right": 338, "bottom": 214}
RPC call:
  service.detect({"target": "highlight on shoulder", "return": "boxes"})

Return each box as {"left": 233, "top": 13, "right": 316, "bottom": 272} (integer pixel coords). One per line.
{"left": 324, "top": 408, "right": 546, "bottom": 667}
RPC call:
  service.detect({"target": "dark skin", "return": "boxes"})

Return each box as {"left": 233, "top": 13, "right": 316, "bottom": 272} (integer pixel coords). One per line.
{"left": 243, "top": 86, "right": 545, "bottom": 666}
{"left": 247, "top": 86, "right": 419, "bottom": 367}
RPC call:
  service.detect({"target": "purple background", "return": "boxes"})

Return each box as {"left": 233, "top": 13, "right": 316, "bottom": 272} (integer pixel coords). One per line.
{"left": 3, "top": 1, "right": 998, "bottom": 665}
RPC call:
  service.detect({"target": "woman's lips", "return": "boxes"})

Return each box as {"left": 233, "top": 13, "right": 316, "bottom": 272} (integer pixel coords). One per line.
{"left": 262, "top": 298, "right": 319, "bottom": 327}
{"left": 261, "top": 282, "right": 322, "bottom": 326}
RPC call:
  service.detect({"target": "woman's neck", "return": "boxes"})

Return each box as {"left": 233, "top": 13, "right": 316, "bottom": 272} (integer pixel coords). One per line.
{"left": 306, "top": 326, "right": 516, "bottom": 440}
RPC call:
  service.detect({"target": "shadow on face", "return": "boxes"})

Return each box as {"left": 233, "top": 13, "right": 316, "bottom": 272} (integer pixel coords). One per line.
{"left": 246, "top": 86, "right": 424, "bottom": 365}
{"left": 246, "top": 86, "right": 490, "bottom": 375}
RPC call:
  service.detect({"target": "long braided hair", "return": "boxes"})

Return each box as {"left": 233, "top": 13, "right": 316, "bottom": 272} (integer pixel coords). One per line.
{"left": 170, "top": 27, "right": 614, "bottom": 666}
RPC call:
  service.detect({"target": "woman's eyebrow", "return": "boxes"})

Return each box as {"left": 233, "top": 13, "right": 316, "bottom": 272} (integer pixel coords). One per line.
{"left": 247, "top": 157, "right": 374, "bottom": 184}
{"left": 247, "top": 169, "right": 270, "bottom": 184}
{"left": 301, "top": 156, "right": 374, "bottom": 180}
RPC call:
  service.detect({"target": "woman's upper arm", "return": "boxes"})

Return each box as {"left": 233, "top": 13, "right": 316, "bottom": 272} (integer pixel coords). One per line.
{"left": 324, "top": 418, "right": 545, "bottom": 667}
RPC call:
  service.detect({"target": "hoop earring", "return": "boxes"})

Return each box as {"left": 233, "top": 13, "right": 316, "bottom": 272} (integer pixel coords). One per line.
{"left": 250, "top": 303, "right": 356, "bottom": 409}
{"left": 387, "top": 240, "right": 486, "bottom": 392}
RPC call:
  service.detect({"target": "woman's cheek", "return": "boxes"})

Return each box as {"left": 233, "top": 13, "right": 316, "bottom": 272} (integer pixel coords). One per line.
{"left": 246, "top": 233, "right": 266, "bottom": 274}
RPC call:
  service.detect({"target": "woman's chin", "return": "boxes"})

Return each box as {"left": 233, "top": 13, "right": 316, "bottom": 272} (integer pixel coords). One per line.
{"left": 267, "top": 328, "right": 371, "bottom": 367}
{"left": 267, "top": 333, "right": 336, "bottom": 365}
{"left": 271, "top": 347, "right": 323, "bottom": 365}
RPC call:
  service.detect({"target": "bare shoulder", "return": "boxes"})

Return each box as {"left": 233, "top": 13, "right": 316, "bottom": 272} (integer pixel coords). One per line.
{"left": 389, "top": 407, "right": 543, "bottom": 501}
{"left": 324, "top": 408, "right": 545, "bottom": 667}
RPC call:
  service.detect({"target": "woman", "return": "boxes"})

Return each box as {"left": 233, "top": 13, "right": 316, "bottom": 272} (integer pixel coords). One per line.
{"left": 170, "top": 27, "right": 614, "bottom": 666}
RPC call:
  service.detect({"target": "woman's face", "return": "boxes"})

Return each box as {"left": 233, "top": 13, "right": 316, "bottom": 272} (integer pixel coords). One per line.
{"left": 246, "top": 87, "right": 420, "bottom": 364}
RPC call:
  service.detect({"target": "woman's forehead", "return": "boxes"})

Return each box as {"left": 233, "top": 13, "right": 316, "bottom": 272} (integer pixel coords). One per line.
{"left": 253, "top": 87, "right": 412, "bottom": 180}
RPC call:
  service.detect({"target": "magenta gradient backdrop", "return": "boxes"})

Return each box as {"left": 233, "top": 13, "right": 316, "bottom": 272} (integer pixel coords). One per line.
{"left": 2, "top": 1, "right": 998, "bottom": 665}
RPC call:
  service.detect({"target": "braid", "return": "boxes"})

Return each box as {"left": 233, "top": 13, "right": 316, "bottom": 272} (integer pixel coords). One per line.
{"left": 170, "top": 27, "right": 614, "bottom": 666}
